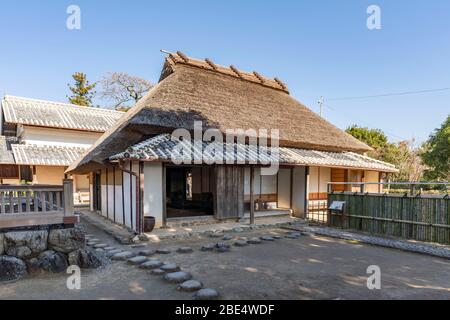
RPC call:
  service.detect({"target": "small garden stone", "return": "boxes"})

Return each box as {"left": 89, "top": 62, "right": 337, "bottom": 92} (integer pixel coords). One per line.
{"left": 164, "top": 271, "right": 192, "bottom": 284}
{"left": 248, "top": 238, "right": 262, "bottom": 244}
{"left": 160, "top": 263, "right": 180, "bottom": 272}
{"left": 127, "top": 256, "right": 148, "bottom": 265}
{"left": 177, "top": 280, "right": 203, "bottom": 292}
{"left": 139, "top": 259, "right": 163, "bottom": 269}
{"left": 156, "top": 248, "right": 171, "bottom": 254}
{"left": 139, "top": 249, "right": 156, "bottom": 256}
{"left": 260, "top": 236, "right": 275, "bottom": 241}
{"left": 234, "top": 240, "right": 248, "bottom": 247}
{"left": 201, "top": 243, "right": 215, "bottom": 251}
{"left": 149, "top": 268, "right": 166, "bottom": 275}
{"left": 177, "top": 247, "right": 193, "bottom": 254}
{"left": 193, "top": 288, "right": 220, "bottom": 300}
{"left": 111, "top": 251, "right": 135, "bottom": 261}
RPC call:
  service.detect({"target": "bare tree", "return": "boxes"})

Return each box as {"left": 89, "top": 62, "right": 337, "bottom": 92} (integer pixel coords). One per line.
{"left": 100, "top": 72, "right": 153, "bottom": 110}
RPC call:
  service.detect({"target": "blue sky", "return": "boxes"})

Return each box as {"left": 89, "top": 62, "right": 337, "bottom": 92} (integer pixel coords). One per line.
{"left": 0, "top": 0, "right": 449, "bottom": 143}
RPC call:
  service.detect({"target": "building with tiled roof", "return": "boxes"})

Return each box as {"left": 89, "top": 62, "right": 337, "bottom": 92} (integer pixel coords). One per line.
{"left": 67, "top": 51, "right": 397, "bottom": 233}
{"left": 0, "top": 95, "right": 124, "bottom": 203}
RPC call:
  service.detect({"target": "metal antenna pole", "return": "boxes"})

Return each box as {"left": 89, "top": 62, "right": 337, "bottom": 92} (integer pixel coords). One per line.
{"left": 318, "top": 96, "right": 324, "bottom": 117}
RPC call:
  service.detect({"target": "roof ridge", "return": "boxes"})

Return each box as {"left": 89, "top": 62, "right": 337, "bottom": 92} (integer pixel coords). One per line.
{"left": 3, "top": 95, "right": 125, "bottom": 114}
{"left": 164, "top": 51, "right": 289, "bottom": 93}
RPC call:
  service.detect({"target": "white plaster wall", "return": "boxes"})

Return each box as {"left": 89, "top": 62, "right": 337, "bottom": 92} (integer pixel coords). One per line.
{"left": 21, "top": 126, "right": 102, "bottom": 148}
{"left": 292, "top": 166, "right": 307, "bottom": 218}
{"left": 131, "top": 162, "right": 139, "bottom": 231}
{"left": 107, "top": 169, "right": 114, "bottom": 221}
{"left": 100, "top": 169, "right": 107, "bottom": 217}
{"left": 143, "top": 162, "right": 163, "bottom": 228}
{"left": 114, "top": 168, "right": 124, "bottom": 225}
{"left": 89, "top": 173, "right": 94, "bottom": 211}
{"left": 122, "top": 163, "right": 133, "bottom": 229}
{"left": 364, "top": 171, "right": 381, "bottom": 193}
{"left": 308, "top": 166, "right": 331, "bottom": 194}
{"left": 277, "top": 168, "right": 291, "bottom": 209}
{"left": 34, "top": 166, "right": 65, "bottom": 185}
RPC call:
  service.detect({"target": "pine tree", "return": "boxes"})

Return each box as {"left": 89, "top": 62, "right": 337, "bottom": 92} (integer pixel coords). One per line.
{"left": 67, "top": 72, "right": 96, "bottom": 107}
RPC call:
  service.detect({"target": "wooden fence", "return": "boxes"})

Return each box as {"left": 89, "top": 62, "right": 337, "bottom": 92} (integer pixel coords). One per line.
{"left": 0, "top": 179, "right": 77, "bottom": 229}
{"left": 328, "top": 190, "right": 450, "bottom": 245}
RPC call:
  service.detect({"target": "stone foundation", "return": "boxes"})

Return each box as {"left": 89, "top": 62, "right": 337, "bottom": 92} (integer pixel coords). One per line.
{"left": 0, "top": 225, "right": 104, "bottom": 282}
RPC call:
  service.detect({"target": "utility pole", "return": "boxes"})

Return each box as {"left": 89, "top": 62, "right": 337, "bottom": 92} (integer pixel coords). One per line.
{"left": 318, "top": 96, "right": 324, "bottom": 117}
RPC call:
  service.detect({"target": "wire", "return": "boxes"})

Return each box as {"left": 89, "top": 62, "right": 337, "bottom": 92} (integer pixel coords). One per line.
{"left": 323, "top": 104, "right": 408, "bottom": 141}
{"left": 327, "top": 87, "right": 450, "bottom": 101}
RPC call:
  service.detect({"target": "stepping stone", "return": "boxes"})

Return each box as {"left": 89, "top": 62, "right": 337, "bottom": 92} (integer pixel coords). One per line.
{"left": 285, "top": 234, "right": 298, "bottom": 239}
{"left": 89, "top": 238, "right": 101, "bottom": 243}
{"left": 111, "top": 251, "right": 135, "bottom": 261}
{"left": 149, "top": 268, "right": 166, "bottom": 275}
{"left": 164, "top": 271, "right": 192, "bottom": 284}
{"left": 209, "top": 232, "right": 223, "bottom": 238}
{"left": 86, "top": 241, "right": 98, "bottom": 246}
{"left": 127, "top": 256, "right": 148, "bottom": 265}
{"left": 193, "top": 288, "right": 220, "bottom": 300}
{"left": 139, "top": 259, "right": 163, "bottom": 270}
{"left": 273, "top": 235, "right": 283, "bottom": 240}
{"left": 201, "top": 243, "right": 215, "bottom": 252}
{"left": 160, "top": 263, "right": 180, "bottom": 272}
{"left": 104, "top": 246, "right": 116, "bottom": 251}
{"left": 260, "top": 236, "right": 275, "bottom": 241}
{"left": 234, "top": 240, "right": 248, "bottom": 247}
{"left": 288, "top": 232, "right": 302, "bottom": 237}
{"left": 177, "top": 247, "right": 193, "bottom": 254}
{"left": 232, "top": 227, "right": 244, "bottom": 233}
{"left": 222, "top": 235, "right": 233, "bottom": 241}
{"left": 178, "top": 280, "right": 203, "bottom": 292}
{"left": 248, "top": 238, "right": 262, "bottom": 244}
{"left": 106, "top": 249, "right": 123, "bottom": 257}
{"left": 130, "top": 244, "right": 146, "bottom": 248}
{"left": 139, "top": 249, "right": 156, "bottom": 257}
{"left": 215, "top": 243, "right": 231, "bottom": 253}
{"left": 156, "top": 248, "right": 171, "bottom": 254}
{"left": 94, "top": 243, "right": 108, "bottom": 248}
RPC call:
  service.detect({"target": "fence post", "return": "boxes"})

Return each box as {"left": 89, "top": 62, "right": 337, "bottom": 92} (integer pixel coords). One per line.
{"left": 63, "top": 179, "right": 74, "bottom": 217}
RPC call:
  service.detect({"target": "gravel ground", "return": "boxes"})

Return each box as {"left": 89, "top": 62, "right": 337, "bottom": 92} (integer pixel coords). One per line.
{"left": 1, "top": 220, "right": 449, "bottom": 300}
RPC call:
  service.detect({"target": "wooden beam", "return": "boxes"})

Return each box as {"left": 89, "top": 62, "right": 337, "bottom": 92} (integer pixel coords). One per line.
{"left": 250, "top": 166, "right": 255, "bottom": 225}
{"left": 0, "top": 213, "right": 78, "bottom": 229}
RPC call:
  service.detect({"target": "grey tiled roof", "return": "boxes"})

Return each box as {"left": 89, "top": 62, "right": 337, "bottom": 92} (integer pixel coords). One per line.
{"left": 0, "top": 136, "right": 15, "bottom": 164}
{"left": 2, "top": 95, "right": 124, "bottom": 132}
{"left": 110, "top": 134, "right": 398, "bottom": 172}
{"left": 12, "top": 144, "right": 89, "bottom": 166}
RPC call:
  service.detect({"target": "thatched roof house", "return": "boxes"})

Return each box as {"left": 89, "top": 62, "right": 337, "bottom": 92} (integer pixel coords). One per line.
{"left": 68, "top": 52, "right": 371, "bottom": 174}
{"left": 66, "top": 52, "right": 396, "bottom": 233}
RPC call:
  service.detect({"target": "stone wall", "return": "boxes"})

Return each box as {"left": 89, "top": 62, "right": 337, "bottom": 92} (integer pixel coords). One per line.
{"left": 0, "top": 226, "right": 103, "bottom": 282}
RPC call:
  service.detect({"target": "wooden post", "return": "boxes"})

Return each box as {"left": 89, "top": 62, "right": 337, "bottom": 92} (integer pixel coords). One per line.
{"left": 250, "top": 166, "right": 255, "bottom": 225}
{"left": 63, "top": 179, "right": 74, "bottom": 216}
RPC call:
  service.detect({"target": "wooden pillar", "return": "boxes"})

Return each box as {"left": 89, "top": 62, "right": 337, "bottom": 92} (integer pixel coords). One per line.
{"left": 63, "top": 179, "right": 74, "bottom": 216}
{"left": 250, "top": 166, "right": 255, "bottom": 225}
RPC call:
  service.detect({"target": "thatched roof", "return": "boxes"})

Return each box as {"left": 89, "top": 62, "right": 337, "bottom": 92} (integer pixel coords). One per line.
{"left": 68, "top": 51, "right": 371, "bottom": 174}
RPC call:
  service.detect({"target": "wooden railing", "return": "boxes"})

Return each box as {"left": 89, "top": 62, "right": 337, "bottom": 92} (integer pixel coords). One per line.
{"left": 0, "top": 179, "right": 77, "bottom": 229}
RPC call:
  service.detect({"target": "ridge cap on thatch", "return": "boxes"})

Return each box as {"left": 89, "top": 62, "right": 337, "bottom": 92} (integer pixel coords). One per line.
{"left": 160, "top": 50, "right": 289, "bottom": 93}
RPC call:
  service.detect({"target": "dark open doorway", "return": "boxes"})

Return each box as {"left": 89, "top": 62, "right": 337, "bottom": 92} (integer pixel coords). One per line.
{"left": 166, "top": 166, "right": 215, "bottom": 218}
{"left": 93, "top": 172, "right": 101, "bottom": 211}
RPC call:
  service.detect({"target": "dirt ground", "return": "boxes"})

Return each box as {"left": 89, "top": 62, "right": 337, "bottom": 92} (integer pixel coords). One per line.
{"left": 1, "top": 221, "right": 449, "bottom": 300}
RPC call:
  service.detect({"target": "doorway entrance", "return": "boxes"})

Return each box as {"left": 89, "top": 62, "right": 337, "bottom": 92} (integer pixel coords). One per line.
{"left": 93, "top": 172, "right": 101, "bottom": 211}
{"left": 165, "top": 166, "right": 215, "bottom": 218}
